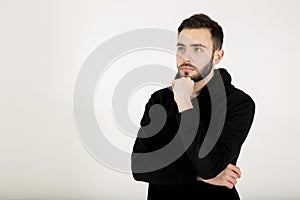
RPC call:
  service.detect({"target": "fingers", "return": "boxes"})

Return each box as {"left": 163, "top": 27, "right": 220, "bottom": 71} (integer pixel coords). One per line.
{"left": 185, "top": 77, "right": 194, "bottom": 87}
{"left": 196, "top": 165, "right": 242, "bottom": 190}
{"left": 221, "top": 174, "right": 236, "bottom": 189}
{"left": 173, "top": 77, "right": 191, "bottom": 84}
{"left": 227, "top": 164, "right": 242, "bottom": 178}
{"left": 185, "top": 76, "right": 192, "bottom": 81}
{"left": 228, "top": 170, "right": 238, "bottom": 180}
{"left": 224, "top": 164, "right": 242, "bottom": 189}
{"left": 227, "top": 175, "right": 237, "bottom": 185}
{"left": 174, "top": 76, "right": 194, "bottom": 84}
{"left": 172, "top": 77, "right": 194, "bottom": 92}
{"left": 225, "top": 182, "right": 234, "bottom": 189}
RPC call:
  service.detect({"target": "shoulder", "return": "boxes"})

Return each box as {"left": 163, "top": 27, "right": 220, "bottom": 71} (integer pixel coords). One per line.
{"left": 149, "top": 86, "right": 174, "bottom": 103}
{"left": 227, "top": 87, "right": 255, "bottom": 114}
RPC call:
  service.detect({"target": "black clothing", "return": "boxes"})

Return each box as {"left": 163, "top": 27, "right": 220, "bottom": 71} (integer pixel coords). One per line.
{"left": 131, "top": 68, "right": 255, "bottom": 199}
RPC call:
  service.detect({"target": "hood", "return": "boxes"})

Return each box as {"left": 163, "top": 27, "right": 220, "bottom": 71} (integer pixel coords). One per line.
{"left": 203, "top": 68, "right": 234, "bottom": 96}
{"left": 216, "top": 68, "right": 232, "bottom": 89}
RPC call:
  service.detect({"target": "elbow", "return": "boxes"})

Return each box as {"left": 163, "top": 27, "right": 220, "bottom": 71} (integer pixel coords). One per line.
{"left": 131, "top": 156, "right": 139, "bottom": 181}
{"left": 132, "top": 172, "right": 143, "bottom": 182}
{"left": 132, "top": 171, "right": 150, "bottom": 183}
{"left": 131, "top": 153, "right": 147, "bottom": 182}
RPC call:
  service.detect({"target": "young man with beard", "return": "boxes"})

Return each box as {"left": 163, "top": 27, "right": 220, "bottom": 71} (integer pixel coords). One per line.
{"left": 131, "top": 13, "right": 255, "bottom": 199}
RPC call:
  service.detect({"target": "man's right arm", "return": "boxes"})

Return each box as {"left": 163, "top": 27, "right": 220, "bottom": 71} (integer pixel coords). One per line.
{"left": 131, "top": 91, "right": 197, "bottom": 185}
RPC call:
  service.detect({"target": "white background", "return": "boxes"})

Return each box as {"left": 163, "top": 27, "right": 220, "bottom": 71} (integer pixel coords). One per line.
{"left": 1, "top": 0, "right": 300, "bottom": 199}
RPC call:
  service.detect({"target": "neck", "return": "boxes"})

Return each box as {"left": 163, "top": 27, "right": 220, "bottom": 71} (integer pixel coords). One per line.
{"left": 192, "top": 69, "right": 214, "bottom": 98}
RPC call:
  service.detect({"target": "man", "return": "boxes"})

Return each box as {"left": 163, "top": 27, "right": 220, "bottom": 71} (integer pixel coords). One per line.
{"left": 131, "top": 13, "right": 255, "bottom": 199}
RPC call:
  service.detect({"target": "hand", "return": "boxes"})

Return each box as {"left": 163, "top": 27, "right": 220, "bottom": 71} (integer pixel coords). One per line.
{"left": 172, "top": 77, "right": 194, "bottom": 112}
{"left": 196, "top": 164, "right": 242, "bottom": 189}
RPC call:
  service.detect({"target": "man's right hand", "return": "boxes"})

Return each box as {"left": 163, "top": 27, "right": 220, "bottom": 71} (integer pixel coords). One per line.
{"left": 196, "top": 164, "right": 242, "bottom": 189}
{"left": 172, "top": 77, "right": 194, "bottom": 112}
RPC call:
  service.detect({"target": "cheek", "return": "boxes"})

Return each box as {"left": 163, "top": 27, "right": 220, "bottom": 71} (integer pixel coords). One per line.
{"left": 176, "top": 54, "right": 184, "bottom": 64}
{"left": 195, "top": 55, "right": 210, "bottom": 67}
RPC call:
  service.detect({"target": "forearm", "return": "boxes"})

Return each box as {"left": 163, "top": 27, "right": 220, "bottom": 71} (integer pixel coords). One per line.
{"left": 132, "top": 156, "right": 196, "bottom": 185}
{"left": 132, "top": 137, "right": 197, "bottom": 185}
{"left": 182, "top": 99, "right": 255, "bottom": 179}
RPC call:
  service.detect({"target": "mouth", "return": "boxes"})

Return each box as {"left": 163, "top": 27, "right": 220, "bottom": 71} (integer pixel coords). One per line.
{"left": 181, "top": 66, "right": 195, "bottom": 72}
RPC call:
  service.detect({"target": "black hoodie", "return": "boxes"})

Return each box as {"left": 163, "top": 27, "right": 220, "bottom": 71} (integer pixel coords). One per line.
{"left": 131, "top": 68, "right": 255, "bottom": 199}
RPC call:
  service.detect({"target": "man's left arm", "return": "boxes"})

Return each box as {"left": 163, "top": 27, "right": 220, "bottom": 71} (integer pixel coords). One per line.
{"left": 185, "top": 97, "right": 255, "bottom": 180}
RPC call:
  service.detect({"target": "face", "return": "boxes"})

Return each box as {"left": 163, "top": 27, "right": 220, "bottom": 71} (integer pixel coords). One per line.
{"left": 176, "top": 28, "right": 214, "bottom": 82}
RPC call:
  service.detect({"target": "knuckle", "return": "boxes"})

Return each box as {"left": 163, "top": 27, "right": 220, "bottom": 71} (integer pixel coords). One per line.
{"left": 227, "top": 184, "right": 233, "bottom": 189}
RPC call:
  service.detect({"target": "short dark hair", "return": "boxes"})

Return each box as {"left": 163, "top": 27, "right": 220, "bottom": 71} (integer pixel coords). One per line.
{"left": 178, "top": 13, "right": 224, "bottom": 52}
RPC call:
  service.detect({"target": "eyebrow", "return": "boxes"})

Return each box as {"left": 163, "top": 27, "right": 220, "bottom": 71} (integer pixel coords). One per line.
{"left": 177, "top": 42, "right": 207, "bottom": 48}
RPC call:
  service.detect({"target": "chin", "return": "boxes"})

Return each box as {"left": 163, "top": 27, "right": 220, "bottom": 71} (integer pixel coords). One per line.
{"left": 181, "top": 71, "right": 196, "bottom": 77}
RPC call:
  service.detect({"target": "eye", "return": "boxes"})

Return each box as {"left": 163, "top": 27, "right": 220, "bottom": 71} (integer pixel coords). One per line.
{"left": 194, "top": 47, "right": 202, "bottom": 53}
{"left": 177, "top": 46, "right": 185, "bottom": 53}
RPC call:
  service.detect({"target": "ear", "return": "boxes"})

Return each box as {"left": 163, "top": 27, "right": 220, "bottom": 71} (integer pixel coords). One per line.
{"left": 213, "top": 49, "right": 224, "bottom": 65}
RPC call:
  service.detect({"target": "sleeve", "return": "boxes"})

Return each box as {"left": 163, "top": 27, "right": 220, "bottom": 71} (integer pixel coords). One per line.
{"left": 131, "top": 91, "right": 255, "bottom": 183}
{"left": 131, "top": 93, "right": 197, "bottom": 185}
{"left": 184, "top": 97, "right": 256, "bottom": 179}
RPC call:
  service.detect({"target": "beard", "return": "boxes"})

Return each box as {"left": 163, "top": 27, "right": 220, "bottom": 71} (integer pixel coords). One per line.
{"left": 178, "top": 57, "right": 214, "bottom": 82}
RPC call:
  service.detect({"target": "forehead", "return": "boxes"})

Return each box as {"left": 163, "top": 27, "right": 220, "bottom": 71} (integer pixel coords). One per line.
{"left": 177, "top": 28, "right": 213, "bottom": 48}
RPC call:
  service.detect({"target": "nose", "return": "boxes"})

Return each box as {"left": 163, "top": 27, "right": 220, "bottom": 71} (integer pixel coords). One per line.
{"left": 177, "top": 48, "right": 193, "bottom": 63}
{"left": 183, "top": 54, "right": 192, "bottom": 63}
{"left": 181, "top": 50, "right": 192, "bottom": 63}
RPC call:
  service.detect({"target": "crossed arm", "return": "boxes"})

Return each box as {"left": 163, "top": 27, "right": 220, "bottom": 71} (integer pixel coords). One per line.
{"left": 173, "top": 77, "right": 247, "bottom": 189}
{"left": 132, "top": 93, "right": 254, "bottom": 187}
{"left": 197, "top": 163, "right": 242, "bottom": 189}
{"left": 132, "top": 78, "right": 255, "bottom": 188}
